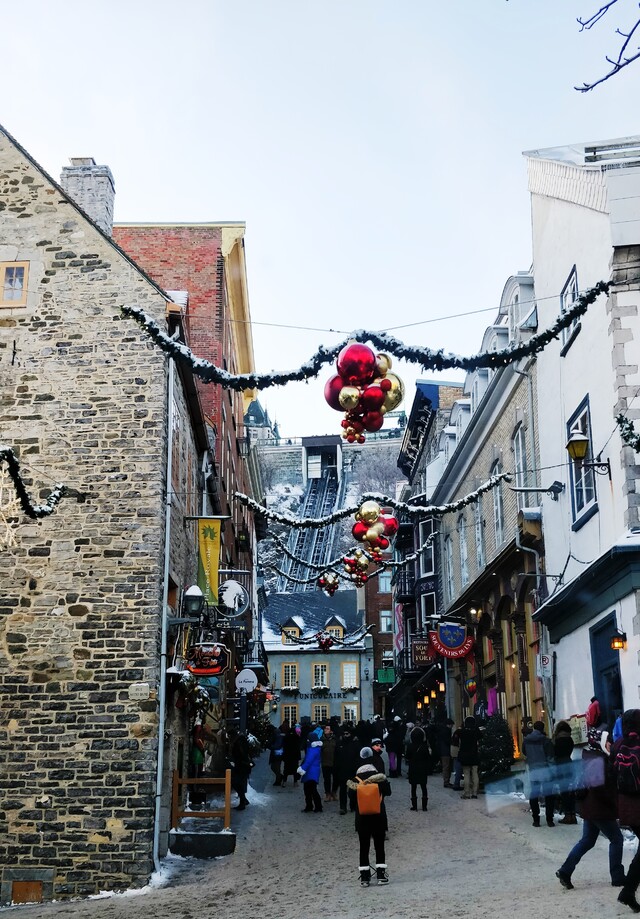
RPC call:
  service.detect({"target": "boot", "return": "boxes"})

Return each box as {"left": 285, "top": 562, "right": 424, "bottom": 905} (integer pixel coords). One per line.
{"left": 532, "top": 817, "right": 540, "bottom": 827}
{"left": 410, "top": 796, "right": 418, "bottom": 811}
{"left": 559, "top": 814, "right": 577, "bottom": 825}
{"left": 359, "top": 868, "right": 371, "bottom": 888}
{"left": 376, "top": 865, "right": 389, "bottom": 885}
{"left": 618, "top": 889, "right": 640, "bottom": 913}
{"left": 422, "top": 797, "right": 428, "bottom": 811}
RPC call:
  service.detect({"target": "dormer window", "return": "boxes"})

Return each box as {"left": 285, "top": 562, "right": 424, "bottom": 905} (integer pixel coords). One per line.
{"left": 282, "top": 626, "right": 300, "bottom": 645}
{"left": 326, "top": 626, "right": 343, "bottom": 640}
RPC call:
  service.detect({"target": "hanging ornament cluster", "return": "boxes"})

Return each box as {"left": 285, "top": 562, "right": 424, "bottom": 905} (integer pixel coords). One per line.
{"left": 317, "top": 571, "right": 339, "bottom": 596}
{"left": 352, "top": 500, "right": 399, "bottom": 559}
{"left": 343, "top": 548, "right": 370, "bottom": 586}
{"left": 324, "top": 343, "right": 404, "bottom": 443}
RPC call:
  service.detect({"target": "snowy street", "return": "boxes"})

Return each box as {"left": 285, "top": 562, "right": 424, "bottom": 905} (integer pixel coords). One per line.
{"left": 5, "top": 756, "right": 634, "bottom": 919}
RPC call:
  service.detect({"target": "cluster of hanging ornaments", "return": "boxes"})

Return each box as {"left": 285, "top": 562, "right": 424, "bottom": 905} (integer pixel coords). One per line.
{"left": 317, "top": 571, "right": 339, "bottom": 595}
{"left": 343, "top": 548, "right": 370, "bottom": 586}
{"left": 353, "top": 500, "right": 399, "bottom": 559}
{"left": 324, "top": 342, "right": 404, "bottom": 443}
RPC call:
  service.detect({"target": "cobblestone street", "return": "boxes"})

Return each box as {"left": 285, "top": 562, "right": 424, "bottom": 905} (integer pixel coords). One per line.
{"left": 4, "top": 758, "right": 634, "bottom": 919}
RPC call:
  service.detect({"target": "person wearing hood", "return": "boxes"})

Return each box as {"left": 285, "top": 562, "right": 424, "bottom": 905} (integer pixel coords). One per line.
{"left": 298, "top": 725, "right": 324, "bottom": 813}
{"left": 556, "top": 724, "right": 624, "bottom": 891}
{"left": 386, "top": 716, "right": 405, "bottom": 777}
{"left": 522, "top": 720, "right": 556, "bottom": 827}
{"left": 405, "top": 726, "right": 431, "bottom": 811}
{"left": 347, "top": 750, "right": 392, "bottom": 887}
{"left": 553, "top": 720, "right": 577, "bottom": 824}
{"left": 612, "top": 709, "right": 640, "bottom": 912}
{"left": 334, "top": 726, "right": 361, "bottom": 814}
{"left": 458, "top": 716, "right": 481, "bottom": 800}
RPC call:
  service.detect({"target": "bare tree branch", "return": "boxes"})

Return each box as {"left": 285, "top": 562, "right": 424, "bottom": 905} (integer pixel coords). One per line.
{"left": 577, "top": 0, "right": 622, "bottom": 31}
{"left": 574, "top": 0, "right": 640, "bottom": 91}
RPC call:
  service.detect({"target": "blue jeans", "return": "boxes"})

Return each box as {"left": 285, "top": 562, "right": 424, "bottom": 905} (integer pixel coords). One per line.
{"left": 559, "top": 818, "right": 624, "bottom": 883}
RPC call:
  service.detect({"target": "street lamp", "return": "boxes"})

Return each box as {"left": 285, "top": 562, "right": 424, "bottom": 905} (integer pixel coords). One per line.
{"left": 566, "top": 428, "right": 611, "bottom": 478}
{"left": 183, "top": 585, "right": 205, "bottom": 618}
{"left": 611, "top": 629, "right": 627, "bottom": 651}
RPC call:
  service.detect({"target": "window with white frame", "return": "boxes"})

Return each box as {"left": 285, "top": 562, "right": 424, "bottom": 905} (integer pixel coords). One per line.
{"left": 474, "top": 499, "right": 485, "bottom": 571}
{"left": 458, "top": 515, "right": 468, "bottom": 586}
{"left": 444, "top": 535, "right": 454, "bottom": 600}
{"left": 341, "top": 662, "right": 358, "bottom": 688}
{"left": 0, "top": 262, "right": 28, "bottom": 307}
{"left": 561, "top": 266, "right": 580, "bottom": 345}
{"left": 313, "top": 704, "right": 329, "bottom": 722}
{"left": 420, "top": 592, "right": 437, "bottom": 629}
{"left": 378, "top": 570, "right": 392, "bottom": 593}
{"left": 313, "top": 662, "right": 329, "bottom": 688}
{"left": 492, "top": 460, "right": 505, "bottom": 546}
{"left": 567, "top": 399, "right": 597, "bottom": 525}
{"left": 512, "top": 423, "right": 528, "bottom": 511}
{"left": 342, "top": 703, "right": 359, "bottom": 724}
{"left": 282, "top": 663, "right": 298, "bottom": 689}
{"left": 282, "top": 704, "right": 298, "bottom": 727}
{"left": 508, "top": 292, "right": 520, "bottom": 341}
{"left": 379, "top": 609, "right": 392, "bottom": 632}
{"left": 418, "top": 518, "right": 435, "bottom": 576}
{"left": 282, "top": 627, "right": 299, "bottom": 645}
{"left": 326, "top": 626, "right": 343, "bottom": 639}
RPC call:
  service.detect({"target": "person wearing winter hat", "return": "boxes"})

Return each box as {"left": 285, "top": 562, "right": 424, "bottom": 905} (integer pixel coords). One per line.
{"left": 556, "top": 723, "right": 624, "bottom": 892}
{"left": 612, "top": 710, "right": 640, "bottom": 912}
{"left": 386, "top": 716, "right": 405, "bottom": 777}
{"left": 405, "top": 726, "right": 431, "bottom": 811}
{"left": 298, "top": 726, "right": 324, "bottom": 813}
{"left": 334, "top": 727, "right": 361, "bottom": 815}
{"left": 347, "top": 759, "right": 392, "bottom": 887}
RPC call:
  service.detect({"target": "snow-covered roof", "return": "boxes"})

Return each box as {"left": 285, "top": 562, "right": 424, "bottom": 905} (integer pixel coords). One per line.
{"left": 261, "top": 590, "right": 361, "bottom": 650}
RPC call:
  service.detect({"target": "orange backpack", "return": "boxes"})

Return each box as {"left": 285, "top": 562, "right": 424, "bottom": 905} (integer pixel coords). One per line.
{"left": 356, "top": 777, "right": 381, "bottom": 815}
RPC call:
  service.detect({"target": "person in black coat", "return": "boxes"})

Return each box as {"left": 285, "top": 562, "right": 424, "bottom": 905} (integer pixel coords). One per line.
{"left": 405, "top": 727, "right": 431, "bottom": 811}
{"left": 334, "top": 727, "right": 362, "bottom": 814}
{"left": 386, "top": 717, "right": 406, "bottom": 777}
{"left": 458, "top": 716, "right": 480, "bottom": 799}
{"left": 281, "top": 724, "right": 301, "bottom": 786}
{"left": 553, "top": 720, "right": 576, "bottom": 824}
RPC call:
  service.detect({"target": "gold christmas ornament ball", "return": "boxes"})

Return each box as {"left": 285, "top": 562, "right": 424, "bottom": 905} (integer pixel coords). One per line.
{"left": 358, "top": 500, "right": 381, "bottom": 524}
{"left": 375, "top": 353, "right": 392, "bottom": 376}
{"left": 357, "top": 556, "right": 369, "bottom": 571}
{"left": 338, "top": 386, "right": 361, "bottom": 411}
{"left": 381, "top": 373, "right": 404, "bottom": 413}
{"left": 365, "top": 522, "right": 385, "bottom": 541}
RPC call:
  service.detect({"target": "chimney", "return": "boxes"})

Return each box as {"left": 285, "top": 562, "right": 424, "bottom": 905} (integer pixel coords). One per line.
{"left": 59, "top": 157, "right": 115, "bottom": 237}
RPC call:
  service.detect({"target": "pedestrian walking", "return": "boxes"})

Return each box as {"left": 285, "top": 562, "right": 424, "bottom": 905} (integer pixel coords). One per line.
{"left": 522, "top": 720, "right": 556, "bottom": 827}
{"left": 386, "top": 716, "right": 405, "bottom": 777}
{"left": 612, "top": 709, "right": 640, "bottom": 912}
{"left": 347, "top": 750, "right": 392, "bottom": 887}
{"left": 553, "top": 720, "right": 577, "bottom": 824}
{"left": 405, "top": 726, "right": 430, "bottom": 811}
{"left": 437, "top": 717, "right": 455, "bottom": 787}
{"left": 450, "top": 722, "right": 463, "bottom": 790}
{"left": 268, "top": 724, "right": 285, "bottom": 787}
{"left": 458, "top": 716, "right": 480, "bottom": 799}
{"left": 556, "top": 724, "right": 624, "bottom": 891}
{"left": 228, "top": 729, "right": 253, "bottom": 810}
{"left": 321, "top": 724, "right": 337, "bottom": 801}
{"left": 298, "top": 725, "right": 324, "bottom": 813}
{"left": 281, "top": 723, "right": 301, "bottom": 787}
{"left": 334, "top": 726, "right": 362, "bottom": 814}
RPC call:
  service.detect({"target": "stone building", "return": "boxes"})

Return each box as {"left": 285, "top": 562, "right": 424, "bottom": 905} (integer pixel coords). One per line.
{"left": 0, "top": 127, "right": 257, "bottom": 903}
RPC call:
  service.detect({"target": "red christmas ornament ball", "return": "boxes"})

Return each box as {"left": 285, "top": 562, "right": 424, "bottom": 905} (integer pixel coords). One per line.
{"left": 379, "top": 378, "right": 392, "bottom": 392}
{"left": 336, "top": 343, "right": 377, "bottom": 387}
{"left": 352, "top": 521, "right": 369, "bottom": 541}
{"left": 324, "top": 373, "right": 346, "bottom": 411}
{"left": 363, "top": 410, "right": 384, "bottom": 432}
{"left": 360, "top": 384, "right": 385, "bottom": 412}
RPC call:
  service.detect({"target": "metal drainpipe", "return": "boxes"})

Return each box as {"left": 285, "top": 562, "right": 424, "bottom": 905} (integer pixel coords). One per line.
{"left": 152, "top": 358, "right": 175, "bottom": 873}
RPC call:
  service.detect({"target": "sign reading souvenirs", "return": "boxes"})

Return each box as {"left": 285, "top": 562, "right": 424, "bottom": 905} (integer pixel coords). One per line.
{"left": 428, "top": 623, "right": 474, "bottom": 659}
{"left": 185, "top": 642, "right": 231, "bottom": 676}
{"left": 412, "top": 639, "right": 436, "bottom": 667}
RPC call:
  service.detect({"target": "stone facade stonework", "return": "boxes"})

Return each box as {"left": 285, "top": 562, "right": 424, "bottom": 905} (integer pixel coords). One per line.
{"left": 0, "top": 129, "right": 204, "bottom": 901}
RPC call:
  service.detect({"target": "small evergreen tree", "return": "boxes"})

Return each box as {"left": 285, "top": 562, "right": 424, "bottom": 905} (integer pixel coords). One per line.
{"left": 479, "top": 714, "right": 514, "bottom": 782}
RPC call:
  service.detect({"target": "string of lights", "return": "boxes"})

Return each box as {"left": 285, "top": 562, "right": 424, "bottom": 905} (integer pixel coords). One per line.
{"left": 0, "top": 446, "right": 66, "bottom": 519}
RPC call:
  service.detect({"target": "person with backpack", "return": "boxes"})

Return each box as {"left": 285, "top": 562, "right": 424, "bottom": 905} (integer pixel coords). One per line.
{"left": 612, "top": 709, "right": 640, "bottom": 912}
{"left": 405, "top": 726, "right": 431, "bottom": 811}
{"left": 555, "top": 724, "right": 624, "bottom": 891}
{"left": 347, "top": 747, "right": 392, "bottom": 887}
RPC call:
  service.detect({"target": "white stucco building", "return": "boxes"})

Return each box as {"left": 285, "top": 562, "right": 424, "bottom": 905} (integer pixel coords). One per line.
{"left": 530, "top": 137, "right": 640, "bottom": 727}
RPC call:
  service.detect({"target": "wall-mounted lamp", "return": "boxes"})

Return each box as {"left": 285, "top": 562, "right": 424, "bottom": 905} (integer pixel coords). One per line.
{"left": 182, "top": 584, "right": 205, "bottom": 618}
{"left": 430, "top": 689, "right": 437, "bottom": 699}
{"left": 566, "top": 428, "right": 611, "bottom": 479}
{"left": 438, "top": 681, "right": 445, "bottom": 693}
{"left": 611, "top": 629, "right": 627, "bottom": 651}
{"left": 423, "top": 694, "right": 429, "bottom": 705}
{"left": 469, "top": 607, "right": 481, "bottom": 623}
{"left": 364, "top": 667, "right": 370, "bottom": 681}
{"left": 416, "top": 701, "right": 423, "bottom": 710}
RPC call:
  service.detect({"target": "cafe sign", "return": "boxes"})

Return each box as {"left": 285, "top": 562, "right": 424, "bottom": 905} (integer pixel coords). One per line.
{"left": 412, "top": 639, "right": 436, "bottom": 667}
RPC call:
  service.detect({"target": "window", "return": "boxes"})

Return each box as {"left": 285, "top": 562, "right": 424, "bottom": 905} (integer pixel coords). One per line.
{"left": 282, "top": 627, "right": 300, "bottom": 645}
{"left": 458, "top": 515, "right": 468, "bottom": 586}
{"left": 313, "top": 704, "right": 329, "bottom": 722}
{"left": 313, "top": 662, "right": 329, "bottom": 688}
{"left": 492, "top": 460, "right": 505, "bottom": 546}
{"left": 567, "top": 399, "right": 597, "bottom": 527}
{"left": 282, "top": 663, "right": 298, "bottom": 689}
{"left": 0, "top": 262, "right": 28, "bottom": 307}
{"left": 474, "top": 499, "right": 485, "bottom": 571}
{"left": 378, "top": 570, "right": 392, "bottom": 593}
{"left": 282, "top": 704, "right": 298, "bottom": 727}
{"left": 512, "top": 424, "right": 528, "bottom": 511}
{"left": 561, "top": 266, "right": 580, "bottom": 346}
{"left": 420, "top": 592, "right": 436, "bottom": 629}
{"left": 444, "top": 535, "right": 454, "bottom": 600}
{"left": 418, "top": 518, "right": 435, "bottom": 576}
{"left": 379, "top": 609, "right": 392, "bottom": 632}
{"left": 341, "top": 662, "right": 358, "bottom": 688}
{"left": 508, "top": 292, "right": 520, "bottom": 341}
{"left": 342, "top": 703, "right": 359, "bottom": 724}
{"left": 326, "top": 626, "right": 343, "bottom": 639}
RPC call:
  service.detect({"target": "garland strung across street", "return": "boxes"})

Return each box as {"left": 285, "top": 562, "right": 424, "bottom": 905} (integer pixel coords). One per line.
{"left": 235, "top": 474, "right": 511, "bottom": 530}
{"left": 121, "top": 279, "right": 610, "bottom": 390}
{"left": 617, "top": 414, "right": 640, "bottom": 452}
{"left": 278, "top": 622, "right": 375, "bottom": 653}
{"left": 0, "top": 446, "right": 66, "bottom": 519}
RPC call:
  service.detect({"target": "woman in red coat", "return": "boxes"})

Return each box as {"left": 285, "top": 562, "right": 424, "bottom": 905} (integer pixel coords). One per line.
{"left": 612, "top": 709, "right": 640, "bottom": 912}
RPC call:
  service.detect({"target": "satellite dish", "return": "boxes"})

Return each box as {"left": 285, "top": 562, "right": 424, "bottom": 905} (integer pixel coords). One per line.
{"left": 218, "top": 579, "right": 250, "bottom": 617}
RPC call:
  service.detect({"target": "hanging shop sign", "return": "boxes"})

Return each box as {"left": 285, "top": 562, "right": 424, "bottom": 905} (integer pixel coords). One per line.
{"left": 218, "top": 579, "right": 250, "bottom": 617}
{"left": 186, "top": 642, "right": 231, "bottom": 676}
{"left": 464, "top": 678, "right": 478, "bottom": 696}
{"left": 412, "top": 639, "right": 437, "bottom": 667}
{"left": 428, "top": 623, "right": 474, "bottom": 659}
{"left": 235, "top": 668, "right": 259, "bottom": 694}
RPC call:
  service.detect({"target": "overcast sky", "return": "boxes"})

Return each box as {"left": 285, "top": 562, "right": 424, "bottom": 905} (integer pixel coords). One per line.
{"left": 3, "top": 1, "right": 639, "bottom": 438}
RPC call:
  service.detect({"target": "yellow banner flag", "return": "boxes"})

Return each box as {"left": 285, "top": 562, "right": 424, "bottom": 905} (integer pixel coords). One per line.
{"left": 197, "top": 519, "right": 221, "bottom": 604}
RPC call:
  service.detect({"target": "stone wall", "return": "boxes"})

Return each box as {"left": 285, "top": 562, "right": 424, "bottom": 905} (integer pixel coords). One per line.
{"left": 0, "top": 131, "right": 199, "bottom": 901}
